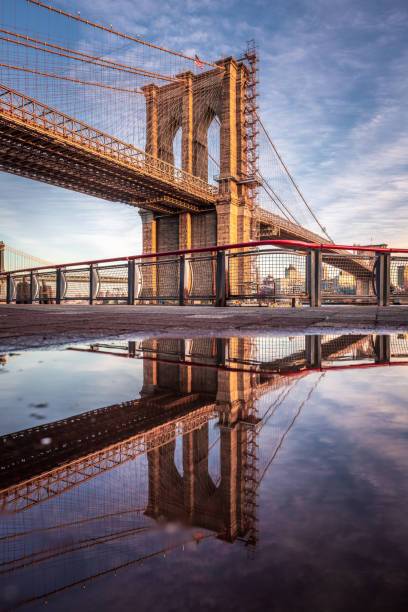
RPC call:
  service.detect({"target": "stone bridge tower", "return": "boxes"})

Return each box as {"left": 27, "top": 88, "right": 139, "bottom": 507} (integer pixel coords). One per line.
{"left": 140, "top": 56, "right": 256, "bottom": 253}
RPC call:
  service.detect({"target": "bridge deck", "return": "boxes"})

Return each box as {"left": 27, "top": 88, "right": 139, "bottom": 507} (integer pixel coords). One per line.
{"left": 0, "top": 85, "right": 216, "bottom": 215}
{"left": 0, "top": 84, "right": 367, "bottom": 250}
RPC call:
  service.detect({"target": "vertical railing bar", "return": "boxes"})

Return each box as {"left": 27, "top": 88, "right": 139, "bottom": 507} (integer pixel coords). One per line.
{"left": 375, "top": 251, "right": 390, "bottom": 307}
{"left": 314, "top": 249, "right": 322, "bottom": 307}
{"left": 127, "top": 260, "right": 135, "bottom": 306}
{"left": 307, "top": 249, "right": 315, "bottom": 307}
{"left": 56, "top": 268, "right": 62, "bottom": 304}
{"left": 384, "top": 253, "right": 391, "bottom": 306}
{"left": 89, "top": 264, "right": 94, "bottom": 305}
{"left": 179, "top": 254, "right": 185, "bottom": 306}
{"left": 29, "top": 270, "right": 34, "bottom": 304}
{"left": 216, "top": 250, "right": 227, "bottom": 307}
{"left": 6, "top": 273, "right": 11, "bottom": 304}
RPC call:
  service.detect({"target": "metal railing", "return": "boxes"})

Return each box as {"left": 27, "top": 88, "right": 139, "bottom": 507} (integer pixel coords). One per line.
{"left": 1, "top": 239, "right": 407, "bottom": 307}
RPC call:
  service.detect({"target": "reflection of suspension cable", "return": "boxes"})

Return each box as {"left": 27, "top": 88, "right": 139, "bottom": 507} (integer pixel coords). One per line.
{"left": 256, "top": 377, "right": 302, "bottom": 433}
{"left": 257, "top": 113, "right": 333, "bottom": 242}
{"left": 0, "top": 525, "right": 152, "bottom": 574}
{"left": 257, "top": 373, "right": 324, "bottom": 485}
{"left": 12, "top": 533, "right": 217, "bottom": 610}
{"left": 0, "top": 506, "right": 146, "bottom": 542}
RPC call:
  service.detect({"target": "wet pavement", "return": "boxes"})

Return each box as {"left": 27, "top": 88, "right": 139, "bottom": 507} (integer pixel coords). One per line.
{"left": 0, "top": 304, "right": 408, "bottom": 351}
{"left": 0, "top": 333, "right": 407, "bottom": 611}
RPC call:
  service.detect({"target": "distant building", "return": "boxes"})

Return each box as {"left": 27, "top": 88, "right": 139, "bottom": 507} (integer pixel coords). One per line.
{"left": 397, "top": 265, "right": 408, "bottom": 290}
{"left": 274, "top": 265, "right": 304, "bottom": 294}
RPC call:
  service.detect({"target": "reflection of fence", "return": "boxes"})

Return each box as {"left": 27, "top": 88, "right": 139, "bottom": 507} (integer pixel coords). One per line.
{"left": 77, "top": 333, "right": 408, "bottom": 372}
{"left": 1, "top": 239, "right": 407, "bottom": 306}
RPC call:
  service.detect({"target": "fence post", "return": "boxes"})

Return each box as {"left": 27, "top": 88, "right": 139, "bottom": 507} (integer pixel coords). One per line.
{"left": 89, "top": 264, "right": 94, "bottom": 305}
{"left": 308, "top": 249, "right": 321, "bottom": 307}
{"left": 215, "top": 250, "right": 227, "bottom": 307}
{"left": 178, "top": 255, "right": 185, "bottom": 306}
{"left": 127, "top": 260, "right": 135, "bottom": 305}
{"left": 305, "top": 335, "right": 321, "bottom": 368}
{"left": 128, "top": 341, "right": 136, "bottom": 357}
{"left": 56, "top": 268, "right": 62, "bottom": 304}
{"left": 216, "top": 337, "right": 227, "bottom": 366}
{"left": 375, "top": 335, "right": 390, "bottom": 363}
{"left": 29, "top": 271, "right": 34, "bottom": 304}
{"left": 6, "top": 273, "right": 12, "bottom": 304}
{"left": 375, "top": 252, "right": 391, "bottom": 306}
{"left": 307, "top": 249, "right": 315, "bottom": 306}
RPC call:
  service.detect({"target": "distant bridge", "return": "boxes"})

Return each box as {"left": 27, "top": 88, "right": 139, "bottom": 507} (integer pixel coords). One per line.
{"left": 0, "top": 241, "right": 52, "bottom": 272}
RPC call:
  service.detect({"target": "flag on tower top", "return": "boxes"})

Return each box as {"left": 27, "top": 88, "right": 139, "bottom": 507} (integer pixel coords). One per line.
{"left": 194, "top": 54, "right": 204, "bottom": 69}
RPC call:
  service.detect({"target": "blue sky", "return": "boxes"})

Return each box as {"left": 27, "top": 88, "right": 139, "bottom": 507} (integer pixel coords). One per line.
{"left": 1, "top": 0, "right": 407, "bottom": 262}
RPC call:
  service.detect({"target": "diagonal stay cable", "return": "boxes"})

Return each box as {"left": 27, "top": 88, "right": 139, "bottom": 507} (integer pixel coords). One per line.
{"left": 257, "top": 112, "right": 333, "bottom": 242}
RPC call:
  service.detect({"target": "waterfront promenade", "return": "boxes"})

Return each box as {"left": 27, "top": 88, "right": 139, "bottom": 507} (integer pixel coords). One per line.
{"left": 1, "top": 304, "right": 407, "bottom": 350}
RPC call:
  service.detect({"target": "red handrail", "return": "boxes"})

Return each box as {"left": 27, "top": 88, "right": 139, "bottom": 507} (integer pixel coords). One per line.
{"left": 1, "top": 239, "right": 407, "bottom": 276}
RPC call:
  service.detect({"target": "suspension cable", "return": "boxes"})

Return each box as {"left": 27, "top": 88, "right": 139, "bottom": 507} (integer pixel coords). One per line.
{"left": 259, "top": 174, "right": 301, "bottom": 225}
{"left": 26, "top": 0, "right": 222, "bottom": 70}
{"left": 209, "top": 120, "right": 302, "bottom": 226}
{"left": 257, "top": 112, "right": 333, "bottom": 242}
{"left": 0, "top": 32, "right": 177, "bottom": 82}
{"left": 0, "top": 63, "right": 143, "bottom": 94}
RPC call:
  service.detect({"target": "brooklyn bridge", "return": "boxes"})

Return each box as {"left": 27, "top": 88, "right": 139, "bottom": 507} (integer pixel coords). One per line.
{"left": 0, "top": 0, "right": 331, "bottom": 251}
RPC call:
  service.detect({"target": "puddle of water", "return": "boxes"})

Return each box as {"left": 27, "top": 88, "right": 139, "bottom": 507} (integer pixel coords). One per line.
{"left": 0, "top": 333, "right": 407, "bottom": 611}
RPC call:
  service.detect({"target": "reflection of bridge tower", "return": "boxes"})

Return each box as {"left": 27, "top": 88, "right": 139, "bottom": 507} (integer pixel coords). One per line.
{"left": 140, "top": 56, "right": 255, "bottom": 255}
{"left": 143, "top": 338, "right": 258, "bottom": 543}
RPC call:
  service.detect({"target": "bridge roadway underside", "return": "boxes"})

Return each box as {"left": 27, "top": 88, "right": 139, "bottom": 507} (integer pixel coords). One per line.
{"left": 1, "top": 390, "right": 215, "bottom": 490}
{"left": 0, "top": 112, "right": 334, "bottom": 245}
{"left": 0, "top": 305, "right": 407, "bottom": 351}
{"left": 0, "top": 115, "right": 215, "bottom": 216}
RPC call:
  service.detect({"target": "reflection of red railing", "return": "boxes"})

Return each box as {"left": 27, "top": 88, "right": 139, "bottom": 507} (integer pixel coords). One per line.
{"left": 69, "top": 346, "right": 408, "bottom": 376}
